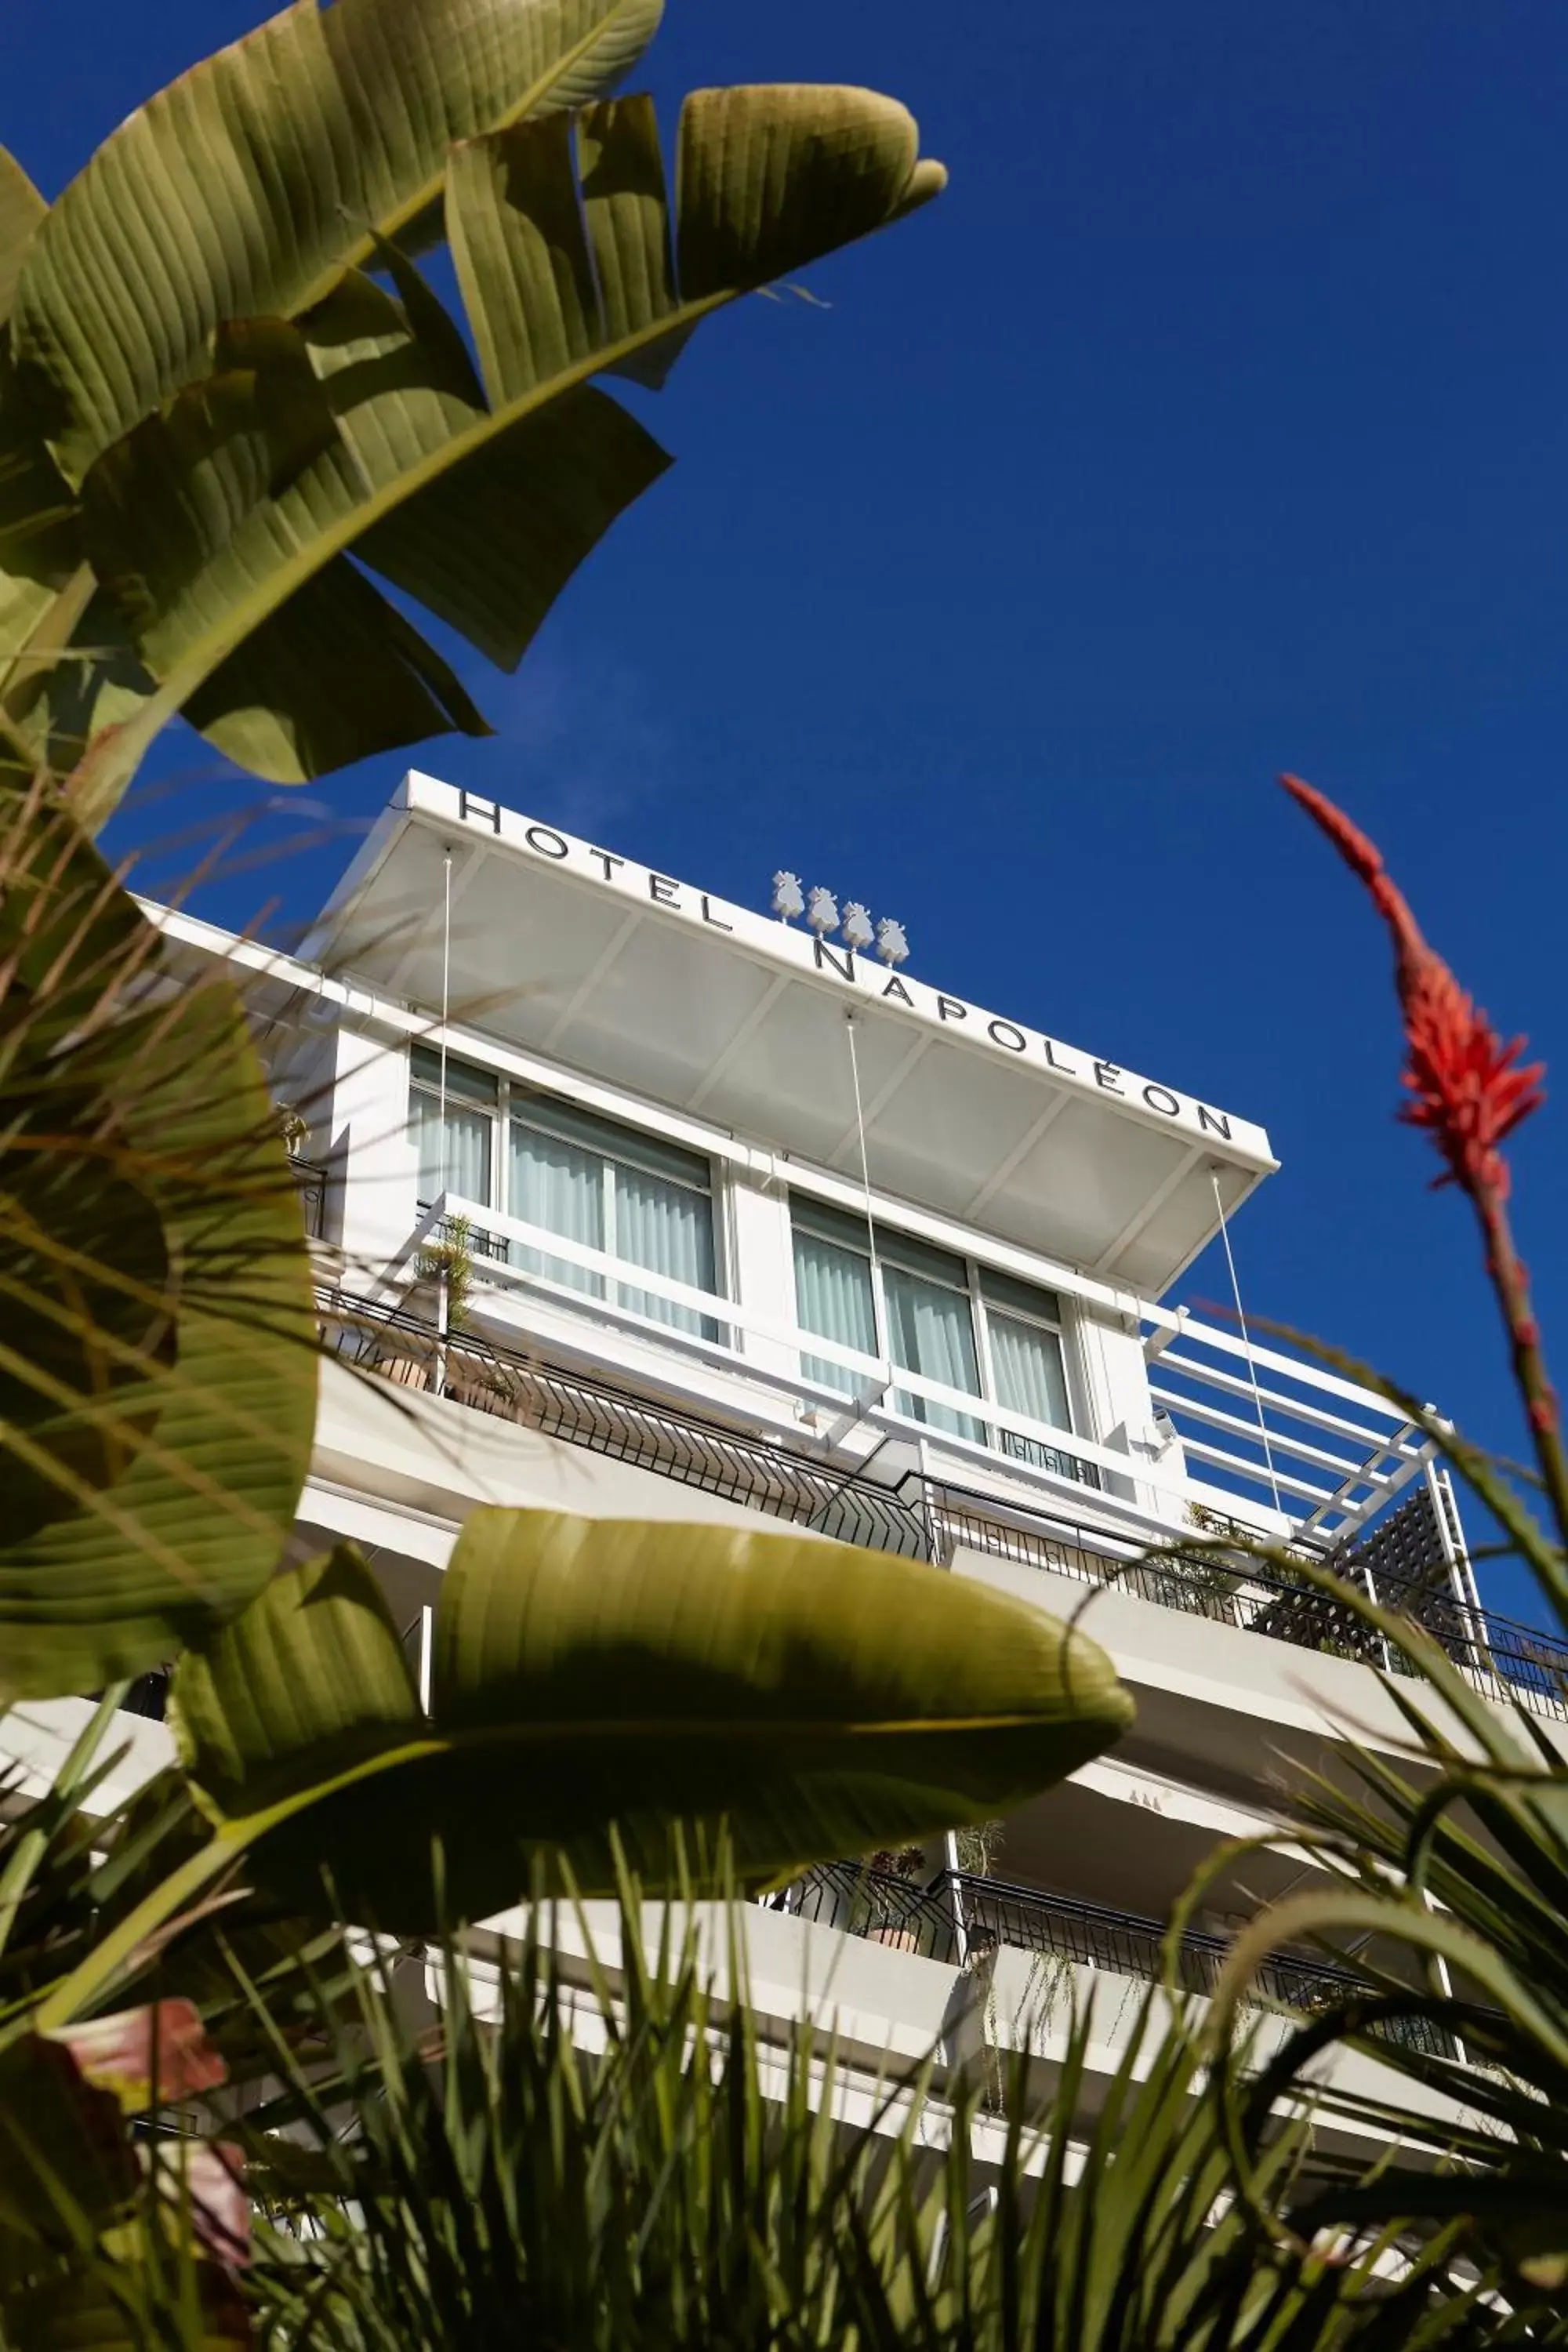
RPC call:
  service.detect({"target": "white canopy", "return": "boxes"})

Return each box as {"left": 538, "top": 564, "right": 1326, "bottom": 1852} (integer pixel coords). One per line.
{"left": 305, "top": 772, "right": 1277, "bottom": 1297}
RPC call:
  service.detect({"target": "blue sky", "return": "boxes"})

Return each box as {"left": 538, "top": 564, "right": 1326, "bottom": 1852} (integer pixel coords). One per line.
{"left": 12, "top": 1, "right": 1567, "bottom": 1620}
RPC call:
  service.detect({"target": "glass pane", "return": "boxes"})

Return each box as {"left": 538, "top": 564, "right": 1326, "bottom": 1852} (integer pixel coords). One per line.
{"left": 793, "top": 1229, "right": 877, "bottom": 1397}
{"left": 508, "top": 1120, "right": 605, "bottom": 1298}
{"left": 792, "top": 1196, "right": 873, "bottom": 1256}
{"left": 989, "top": 1314, "right": 1095, "bottom": 1483}
{"left": 884, "top": 1264, "right": 983, "bottom": 1443}
{"left": 410, "top": 1045, "right": 499, "bottom": 1108}
{"left": 1001, "top": 1327, "right": 1072, "bottom": 1449}
{"left": 411, "top": 1093, "right": 492, "bottom": 1208}
{"left": 879, "top": 1228, "right": 970, "bottom": 1291}
{"left": 980, "top": 1268, "right": 1063, "bottom": 1327}
{"left": 514, "top": 1089, "right": 711, "bottom": 1192}
{"left": 615, "top": 1163, "right": 717, "bottom": 1337}
{"left": 793, "top": 1197, "right": 966, "bottom": 1294}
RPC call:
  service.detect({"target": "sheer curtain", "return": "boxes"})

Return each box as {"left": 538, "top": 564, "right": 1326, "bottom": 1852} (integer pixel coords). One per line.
{"left": 509, "top": 1110, "right": 719, "bottom": 1334}
{"left": 412, "top": 1096, "right": 492, "bottom": 1208}
{"left": 793, "top": 1229, "right": 877, "bottom": 1396}
{"left": 615, "top": 1164, "right": 717, "bottom": 1336}
{"left": 884, "top": 1265, "right": 983, "bottom": 1442}
{"left": 509, "top": 1122, "right": 605, "bottom": 1298}
{"left": 989, "top": 1312, "right": 1075, "bottom": 1475}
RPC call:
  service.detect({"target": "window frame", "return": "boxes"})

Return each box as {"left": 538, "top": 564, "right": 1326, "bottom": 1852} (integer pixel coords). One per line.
{"left": 404, "top": 1049, "right": 1095, "bottom": 1454}
{"left": 408, "top": 1046, "right": 727, "bottom": 1310}
{"left": 789, "top": 1192, "right": 1090, "bottom": 1459}
{"left": 409, "top": 1048, "right": 502, "bottom": 1218}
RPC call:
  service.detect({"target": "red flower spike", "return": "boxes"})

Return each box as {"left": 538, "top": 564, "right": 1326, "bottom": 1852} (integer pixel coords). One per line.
{"left": 1284, "top": 777, "right": 1568, "bottom": 1486}
{"left": 45, "top": 1998, "right": 228, "bottom": 2112}
{"left": 1280, "top": 775, "right": 1545, "bottom": 1204}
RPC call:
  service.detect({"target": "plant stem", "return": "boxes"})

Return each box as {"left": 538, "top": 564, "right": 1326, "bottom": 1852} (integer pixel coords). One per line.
{"left": 1475, "top": 1189, "right": 1568, "bottom": 1561}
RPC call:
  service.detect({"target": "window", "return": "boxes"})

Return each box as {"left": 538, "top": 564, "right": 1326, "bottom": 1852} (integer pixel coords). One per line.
{"left": 510, "top": 1094, "right": 717, "bottom": 1338}
{"left": 791, "top": 1200, "right": 877, "bottom": 1399}
{"left": 793, "top": 1203, "right": 984, "bottom": 1433}
{"left": 410, "top": 1046, "right": 496, "bottom": 1209}
{"left": 978, "top": 1271, "right": 1082, "bottom": 1485}
{"left": 790, "top": 1196, "right": 1090, "bottom": 1477}
{"left": 879, "top": 1231, "right": 984, "bottom": 1444}
{"left": 408, "top": 1047, "right": 720, "bottom": 1335}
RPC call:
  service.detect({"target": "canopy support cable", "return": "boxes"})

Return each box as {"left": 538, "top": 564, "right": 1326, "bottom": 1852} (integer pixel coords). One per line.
{"left": 1210, "top": 1168, "right": 1284, "bottom": 1521}
{"left": 844, "top": 1012, "right": 896, "bottom": 1412}
{"left": 436, "top": 846, "right": 453, "bottom": 1392}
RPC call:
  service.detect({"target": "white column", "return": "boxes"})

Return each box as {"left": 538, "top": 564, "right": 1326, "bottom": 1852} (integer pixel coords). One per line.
{"left": 1083, "top": 1312, "right": 1182, "bottom": 1519}
{"left": 724, "top": 1160, "right": 800, "bottom": 1380}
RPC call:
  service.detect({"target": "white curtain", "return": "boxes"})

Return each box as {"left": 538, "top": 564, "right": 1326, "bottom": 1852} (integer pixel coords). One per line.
{"left": 884, "top": 1265, "right": 983, "bottom": 1442}
{"left": 509, "top": 1123, "right": 605, "bottom": 1298}
{"left": 615, "top": 1165, "right": 717, "bottom": 1335}
{"left": 793, "top": 1230, "right": 877, "bottom": 1396}
{"left": 990, "top": 1312, "right": 1076, "bottom": 1476}
{"left": 412, "top": 1096, "right": 492, "bottom": 1208}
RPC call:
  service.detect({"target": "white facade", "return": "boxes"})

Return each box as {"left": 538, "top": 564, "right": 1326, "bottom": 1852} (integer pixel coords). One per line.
{"left": 46, "top": 770, "right": 1563, "bottom": 2151}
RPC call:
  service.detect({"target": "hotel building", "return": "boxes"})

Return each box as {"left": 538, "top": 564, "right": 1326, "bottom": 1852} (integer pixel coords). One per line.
{"left": 15, "top": 769, "right": 1555, "bottom": 2164}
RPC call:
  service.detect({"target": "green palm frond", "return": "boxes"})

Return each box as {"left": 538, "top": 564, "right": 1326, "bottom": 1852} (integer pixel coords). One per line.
{"left": 0, "top": 5, "right": 946, "bottom": 823}
{"left": 0, "top": 778, "right": 318, "bottom": 1700}
{"left": 234, "top": 1881, "right": 1487, "bottom": 2351}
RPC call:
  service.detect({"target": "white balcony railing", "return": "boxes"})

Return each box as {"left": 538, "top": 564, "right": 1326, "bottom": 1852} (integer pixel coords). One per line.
{"left": 403, "top": 1195, "right": 1435, "bottom": 1556}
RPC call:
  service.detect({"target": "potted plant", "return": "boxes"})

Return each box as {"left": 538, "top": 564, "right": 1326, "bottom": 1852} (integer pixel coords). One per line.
{"left": 416, "top": 1212, "right": 475, "bottom": 1335}
{"left": 860, "top": 1845, "right": 927, "bottom": 1951}
{"left": 1138, "top": 1501, "right": 1244, "bottom": 1624}
{"left": 953, "top": 1819, "right": 1005, "bottom": 1879}
{"left": 376, "top": 1216, "right": 476, "bottom": 1392}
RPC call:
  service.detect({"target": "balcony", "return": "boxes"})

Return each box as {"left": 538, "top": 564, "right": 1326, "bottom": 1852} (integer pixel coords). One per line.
{"left": 317, "top": 1282, "right": 1568, "bottom": 1724}
{"left": 320, "top": 1283, "right": 936, "bottom": 1557}
{"left": 768, "top": 1862, "right": 1458, "bottom": 2060}
{"left": 394, "top": 1192, "right": 1443, "bottom": 1546}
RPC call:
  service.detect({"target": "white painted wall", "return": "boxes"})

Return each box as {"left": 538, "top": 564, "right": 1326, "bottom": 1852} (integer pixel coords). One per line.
{"left": 1073, "top": 1306, "right": 1178, "bottom": 1518}
{"left": 328, "top": 1018, "right": 419, "bottom": 1276}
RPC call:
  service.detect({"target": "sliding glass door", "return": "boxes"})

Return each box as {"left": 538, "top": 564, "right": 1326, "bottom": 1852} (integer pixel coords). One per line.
{"left": 790, "top": 1203, "right": 985, "bottom": 1440}
{"left": 507, "top": 1120, "right": 605, "bottom": 1300}
{"left": 509, "top": 1094, "right": 718, "bottom": 1338}
{"left": 409, "top": 1046, "right": 496, "bottom": 1207}
{"left": 882, "top": 1257, "right": 984, "bottom": 1443}
{"left": 790, "top": 1196, "right": 1083, "bottom": 1469}
{"left": 981, "top": 1271, "right": 1081, "bottom": 1482}
{"left": 409, "top": 1047, "right": 720, "bottom": 1336}
{"left": 792, "top": 1213, "right": 878, "bottom": 1395}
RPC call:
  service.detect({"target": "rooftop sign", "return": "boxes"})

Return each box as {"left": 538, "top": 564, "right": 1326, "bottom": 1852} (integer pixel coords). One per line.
{"left": 390, "top": 771, "right": 1275, "bottom": 1173}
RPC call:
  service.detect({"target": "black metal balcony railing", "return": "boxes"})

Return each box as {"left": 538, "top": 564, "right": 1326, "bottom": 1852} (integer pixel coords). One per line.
{"left": 314, "top": 1288, "right": 1568, "bottom": 1724}
{"left": 927, "top": 1488, "right": 1568, "bottom": 1723}
{"left": 769, "top": 1863, "right": 1457, "bottom": 2060}
{"left": 318, "top": 1288, "right": 935, "bottom": 1560}
{"left": 292, "top": 1155, "right": 328, "bottom": 1241}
